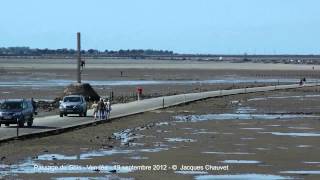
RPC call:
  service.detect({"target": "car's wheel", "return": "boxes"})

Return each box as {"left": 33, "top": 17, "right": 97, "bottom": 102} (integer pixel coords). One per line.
{"left": 60, "top": 113, "right": 63, "bottom": 117}
{"left": 64, "top": 113, "right": 67, "bottom": 116}
{"left": 84, "top": 111, "right": 87, "bottom": 117}
{"left": 5, "top": 123, "right": 9, "bottom": 127}
{"left": 79, "top": 113, "right": 83, "bottom": 117}
{"left": 27, "top": 120, "right": 33, "bottom": 127}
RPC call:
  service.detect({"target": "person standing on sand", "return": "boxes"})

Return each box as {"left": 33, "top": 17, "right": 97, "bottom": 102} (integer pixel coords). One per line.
{"left": 91, "top": 101, "right": 98, "bottom": 120}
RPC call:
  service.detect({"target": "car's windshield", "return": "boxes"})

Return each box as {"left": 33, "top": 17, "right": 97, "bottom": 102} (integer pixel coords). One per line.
{"left": 0, "top": 102, "right": 23, "bottom": 110}
{"left": 63, "top": 97, "right": 81, "bottom": 102}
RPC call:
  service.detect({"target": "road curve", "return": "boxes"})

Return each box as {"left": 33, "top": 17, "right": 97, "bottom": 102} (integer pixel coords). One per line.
{"left": 0, "top": 83, "right": 317, "bottom": 143}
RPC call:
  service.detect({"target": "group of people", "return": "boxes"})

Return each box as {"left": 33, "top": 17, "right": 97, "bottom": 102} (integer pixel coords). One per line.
{"left": 92, "top": 98, "right": 112, "bottom": 120}
{"left": 299, "top": 77, "right": 307, "bottom": 86}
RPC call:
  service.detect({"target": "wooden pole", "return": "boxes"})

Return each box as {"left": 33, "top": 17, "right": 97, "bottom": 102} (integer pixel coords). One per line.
{"left": 77, "top": 32, "right": 81, "bottom": 84}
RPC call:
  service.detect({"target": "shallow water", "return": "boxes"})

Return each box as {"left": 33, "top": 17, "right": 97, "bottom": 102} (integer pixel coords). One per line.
{"left": 112, "top": 129, "right": 145, "bottom": 146}
{"left": 219, "top": 160, "right": 261, "bottom": 164}
{"left": 36, "top": 154, "right": 78, "bottom": 161}
{"left": 236, "top": 107, "right": 257, "bottom": 114}
{"left": 296, "top": 145, "right": 313, "bottom": 148}
{"left": 174, "top": 113, "right": 318, "bottom": 122}
{"left": 303, "top": 162, "right": 320, "bottom": 164}
{"left": 261, "top": 132, "right": 320, "bottom": 137}
{"left": 203, "top": 152, "right": 254, "bottom": 155}
{"left": 80, "top": 149, "right": 135, "bottom": 160}
{"left": 128, "top": 156, "right": 149, "bottom": 160}
{"left": 280, "top": 170, "right": 320, "bottom": 175}
{"left": 0, "top": 78, "right": 316, "bottom": 87}
{"left": 240, "top": 128, "right": 264, "bottom": 130}
{"left": 248, "top": 94, "right": 320, "bottom": 102}
{"left": 165, "top": 138, "right": 197, "bottom": 143}
{"left": 195, "top": 174, "right": 292, "bottom": 180}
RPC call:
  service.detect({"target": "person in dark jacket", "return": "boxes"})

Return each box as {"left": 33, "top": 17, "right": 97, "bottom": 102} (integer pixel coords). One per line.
{"left": 97, "top": 98, "right": 106, "bottom": 120}
{"left": 31, "top": 98, "right": 37, "bottom": 115}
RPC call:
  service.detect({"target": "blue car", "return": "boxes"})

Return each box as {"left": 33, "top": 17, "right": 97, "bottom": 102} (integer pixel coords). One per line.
{"left": 0, "top": 99, "right": 34, "bottom": 127}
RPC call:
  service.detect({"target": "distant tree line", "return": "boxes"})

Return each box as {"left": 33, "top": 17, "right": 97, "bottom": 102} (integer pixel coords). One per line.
{"left": 0, "top": 47, "right": 175, "bottom": 57}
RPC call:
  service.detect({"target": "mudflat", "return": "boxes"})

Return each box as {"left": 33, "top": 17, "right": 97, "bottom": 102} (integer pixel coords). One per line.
{"left": 0, "top": 86, "right": 319, "bottom": 179}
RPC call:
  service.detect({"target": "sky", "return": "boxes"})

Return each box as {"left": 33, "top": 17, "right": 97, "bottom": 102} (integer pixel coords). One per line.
{"left": 1, "top": 0, "right": 320, "bottom": 54}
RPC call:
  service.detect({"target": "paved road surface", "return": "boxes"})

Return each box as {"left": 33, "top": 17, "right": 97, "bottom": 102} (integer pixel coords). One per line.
{"left": 0, "top": 83, "right": 316, "bottom": 142}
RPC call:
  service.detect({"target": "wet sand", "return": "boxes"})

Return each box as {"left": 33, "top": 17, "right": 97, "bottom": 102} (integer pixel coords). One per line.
{"left": 1, "top": 86, "right": 320, "bottom": 179}
{"left": 1, "top": 64, "right": 320, "bottom": 100}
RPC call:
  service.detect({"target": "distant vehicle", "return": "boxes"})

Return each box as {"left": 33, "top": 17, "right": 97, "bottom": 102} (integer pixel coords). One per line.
{"left": 59, "top": 95, "right": 87, "bottom": 117}
{"left": 0, "top": 99, "right": 34, "bottom": 127}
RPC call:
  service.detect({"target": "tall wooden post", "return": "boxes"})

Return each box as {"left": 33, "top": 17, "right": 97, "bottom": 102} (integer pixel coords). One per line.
{"left": 77, "top": 32, "right": 81, "bottom": 84}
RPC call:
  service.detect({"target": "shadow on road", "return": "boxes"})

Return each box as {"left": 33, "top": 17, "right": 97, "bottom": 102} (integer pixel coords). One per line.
{"left": 4, "top": 125, "right": 58, "bottom": 129}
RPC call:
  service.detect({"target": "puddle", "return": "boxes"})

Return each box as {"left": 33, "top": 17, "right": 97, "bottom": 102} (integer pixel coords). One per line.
{"left": 112, "top": 129, "right": 144, "bottom": 146}
{"left": 260, "top": 132, "right": 320, "bottom": 137}
{"left": 175, "top": 171, "right": 208, "bottom": 175}
{"left": 139, "top": 147, "right": 169, "bottom": 153}
{"left": 195, "top": 174, "right": 292, "bottom": 180}
{"left": 248, "top": 94, "right": 320, "bottom": 102}
{"left": 280, "top": 170, "right": 320, "bottom": 175}
{"left": 36, "top": 154, "right": 78, "bottom": 161}
{"left": 156, "top": 130, "right": 170, "bottom": 133}
{"left": 174, "top": 114, "right": 318, "bottom": 122}
{"left": 277, "top": 147, "right": 289, "bottom": 150}
{"left": 265, "top": 125, "right": 281, "bottom": 127}
{"left": 80, "top": 149, "right": 134, "bottom": 160}
{"left": 240, "top": 128, "right": 264, "bottom": 130}
{"left": 236, "top": 107, "right": 256, "bottom": 114}
{"left": 288, "top": 127, "right": 314, "bottom": 130}
{"left": 220, "top": 160, "right": 261, "bottom": 164}
{"left": 240, "top": 137, "right": 256, "bottom": 140}
{"left": 182, "top": 128, "right": 193, "bottom": 130}
{"left": 192, "top": 131, "right": 218, "bottom": 135}
{"left": 203, "top": 152, "right": 254, "bottom": 155}
{"left": 256, "top": 148, "right": 270, "bottom": 151}
{"left": 297, "top": 145, "right": 312, "bottom": 148}
{"left": 234, "top": 144, "right": 247, "bottom": 146}
{"left": 222, "top": 133, "right": 234, "bottom": 135}
{"left": 153, "top": 142, "right": 168, "bottom": 147}
{"left": 128, "top": 156, "right": 149, "bottom": 160}
{"left": 304, "top": 162, "right": 320, "bottom": 164}
{"left": 155, "top": 122, "right": 170, "bottom": 126}
{"left": 165, "top": 138, "right": 196, "bottom": 143}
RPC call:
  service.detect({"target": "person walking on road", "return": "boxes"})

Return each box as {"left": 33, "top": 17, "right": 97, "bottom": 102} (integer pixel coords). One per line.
{"left": 105, "top": 99, "right": 112, "bottom": 120}
{"left": 91, "top": 101, "right": 98, "bottom": 120}
{"left": 98, "top": 98, "right": 106, "bottom": 120}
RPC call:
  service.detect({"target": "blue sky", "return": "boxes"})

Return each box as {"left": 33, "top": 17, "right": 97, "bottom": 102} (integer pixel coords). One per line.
{"left": 1, "top": 0, "right": 320, "bottom": 54}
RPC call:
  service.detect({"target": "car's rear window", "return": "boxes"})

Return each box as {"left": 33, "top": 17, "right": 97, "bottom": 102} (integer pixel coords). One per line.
{"left": 0, "top": 102, "right": 23, "bottom": 110}
{"left": 63, "top": 97, "right": 81, "bottom": 102}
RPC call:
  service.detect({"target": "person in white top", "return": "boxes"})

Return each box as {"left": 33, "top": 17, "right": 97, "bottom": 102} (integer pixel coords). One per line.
{"left": 105, "top": 99, "right": 112, "bottom": 120}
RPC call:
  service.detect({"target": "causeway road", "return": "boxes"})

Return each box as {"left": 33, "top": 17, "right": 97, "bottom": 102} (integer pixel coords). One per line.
{"left": 0, "top": 83, "right": 317, "bottom": 142}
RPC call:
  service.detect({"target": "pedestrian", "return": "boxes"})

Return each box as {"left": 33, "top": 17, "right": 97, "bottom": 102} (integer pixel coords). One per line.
{"left": 98, "top": 98, "right": 105, "bottom": 120}
{"left": 105, "top": 99, "right": 112, "bottom": 120}
{"left": 91, "top": 101, "right": 98, "bottom": 120}
{"left": 81, "top": 60, "right": 85, "bottom": 70}
{"left": 31, "top": 97, "right": 37, "bottom": 115}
